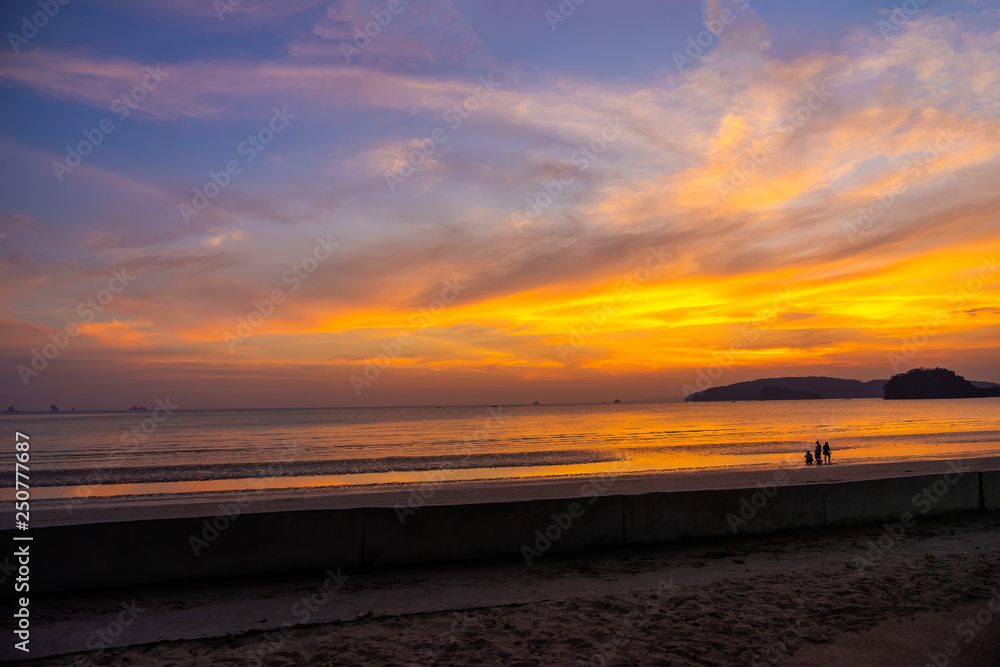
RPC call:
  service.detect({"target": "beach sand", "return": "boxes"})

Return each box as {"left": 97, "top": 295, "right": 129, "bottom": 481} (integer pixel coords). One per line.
{"left": 16, "top": 512, "right": 1000, "bottom": 666}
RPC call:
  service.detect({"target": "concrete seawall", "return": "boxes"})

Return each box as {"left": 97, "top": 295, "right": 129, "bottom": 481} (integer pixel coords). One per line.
{"left": 10, "top": 469, "right": 998, "bottom": 593}
{"left": 983, "top": 470, "right": 1000, "bottom": 511}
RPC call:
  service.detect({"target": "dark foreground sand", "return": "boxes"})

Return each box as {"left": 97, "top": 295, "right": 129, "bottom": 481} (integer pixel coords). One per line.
{"left": 15, "top": 513, "right": 1000, "bottom": 666}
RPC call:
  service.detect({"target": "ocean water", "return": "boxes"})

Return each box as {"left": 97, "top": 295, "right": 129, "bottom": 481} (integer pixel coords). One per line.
{"left": 2, "top": 398, "right": 999, "bottom": 502}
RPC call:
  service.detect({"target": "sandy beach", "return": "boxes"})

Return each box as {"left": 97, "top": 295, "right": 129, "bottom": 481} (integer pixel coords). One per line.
{"left": 14, "top": 511, "right": 1000, "bottom": 666}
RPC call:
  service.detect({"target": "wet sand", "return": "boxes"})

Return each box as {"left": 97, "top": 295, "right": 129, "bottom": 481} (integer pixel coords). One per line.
{"left": 23, "top": 455, "right": 1000, "bottom": 527}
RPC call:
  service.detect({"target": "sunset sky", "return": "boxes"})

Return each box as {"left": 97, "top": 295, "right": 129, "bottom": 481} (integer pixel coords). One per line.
{"left": 1, "top": 0, "right": 998, "bottom": 409}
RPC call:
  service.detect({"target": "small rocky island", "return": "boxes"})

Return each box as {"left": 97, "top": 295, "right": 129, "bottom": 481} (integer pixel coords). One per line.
{"left": 883, "top": 367, "right": 1000, "bottom": 399}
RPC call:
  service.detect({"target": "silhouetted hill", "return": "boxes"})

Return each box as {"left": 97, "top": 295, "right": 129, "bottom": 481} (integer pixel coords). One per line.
{"left": 884, "top": 368, "right": 1000, "bottom": 399}
{"left": 686, "top": 376, "right": 886, "bottom": 401}
{"left": 757, "top": 386, "right": 823, "bottom": 400}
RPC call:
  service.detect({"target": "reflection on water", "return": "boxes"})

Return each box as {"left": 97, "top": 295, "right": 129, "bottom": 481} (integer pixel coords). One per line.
{"left": 1, "top": 398, "right": 998, "bottom": 500}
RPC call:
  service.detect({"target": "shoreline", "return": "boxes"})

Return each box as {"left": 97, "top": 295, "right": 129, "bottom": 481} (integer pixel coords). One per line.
{"left": 14, "top": 455, "right": 1000, "bottom": 528}
{"left": 14, "top": 444, "right": 1000, "bottom": 505}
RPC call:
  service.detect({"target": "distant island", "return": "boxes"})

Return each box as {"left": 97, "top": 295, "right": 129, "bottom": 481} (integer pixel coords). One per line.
{"left": 757, "top": 386, "right": 823, "bottom": 401}
{"left": 883, "top": 367, "right": 1000, "bottom": 399}
{"left": 686, "top": 371, "right": 1000, "bottom": 402}
{"left": 686, "top": 376, "right": 886, "bottom": 401}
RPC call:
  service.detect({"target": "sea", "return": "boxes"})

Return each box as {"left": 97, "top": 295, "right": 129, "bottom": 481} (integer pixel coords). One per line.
{"left": 2, "top": 398, "right": 999, "bottom": 504}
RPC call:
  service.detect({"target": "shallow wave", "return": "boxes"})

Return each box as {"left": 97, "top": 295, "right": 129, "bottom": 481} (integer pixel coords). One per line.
{"left": 26, "top": 448, "right": 624, "bottom": 487}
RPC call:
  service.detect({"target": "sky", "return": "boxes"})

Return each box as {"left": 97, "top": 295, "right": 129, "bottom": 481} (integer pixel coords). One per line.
{"left": 0, "top": 0, "right": 998, "bottom": 409}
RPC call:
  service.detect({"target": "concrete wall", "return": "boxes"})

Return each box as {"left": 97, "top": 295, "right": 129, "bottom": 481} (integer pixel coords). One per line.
{"left": 9, "top": 470, "right": 997, "bottom": 593}
{"left": 364, "top": 496, "right": 623, "bottom": 566}
{"left": 823, "top": 470, "right": 980, "bottom": 527}
{"left": 983, "top": 470, "right": 1000, "bottom": 512}
{"left": 26, "top": 509, "right": 362, "bottom": 592}
{"left": 624, "top": 484, "right": 826, "bottom": 543}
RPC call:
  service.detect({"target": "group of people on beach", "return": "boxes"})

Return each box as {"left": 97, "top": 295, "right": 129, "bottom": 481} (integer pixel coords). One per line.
{"left": 805, "top": 441, "right": 832, "bottom": 465}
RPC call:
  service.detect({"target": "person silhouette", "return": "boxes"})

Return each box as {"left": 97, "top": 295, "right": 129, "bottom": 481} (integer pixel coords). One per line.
{"left": 814, "top": 441, "right": 822, "bottom": 465}
{"left": 823, "top": 442, "right": 831, "bottom": 464}
{"left": 805, "top": 451, "right": 814, "bottom": 465}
